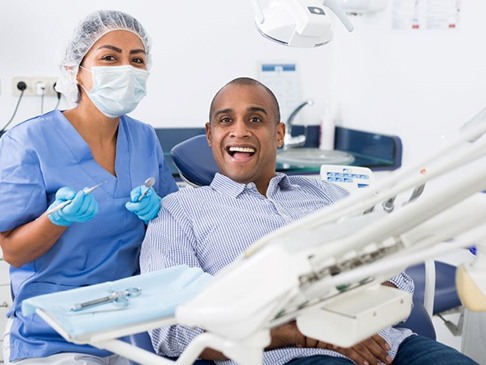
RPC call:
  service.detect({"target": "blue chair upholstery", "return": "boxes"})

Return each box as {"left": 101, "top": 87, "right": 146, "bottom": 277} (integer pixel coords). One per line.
{"left": 396, "top": 297, "right": 436, "bottom": 340}
{"left": 170, "top": 134, "right": 217, "bottom": 186}
{"left": 405, "top": 261, "right": 461, "bottom": 315}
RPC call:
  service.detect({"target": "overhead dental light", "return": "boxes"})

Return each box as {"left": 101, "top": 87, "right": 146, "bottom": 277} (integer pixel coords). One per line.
{"left": 250, "top": 0, "right": 354, "bottom": 48}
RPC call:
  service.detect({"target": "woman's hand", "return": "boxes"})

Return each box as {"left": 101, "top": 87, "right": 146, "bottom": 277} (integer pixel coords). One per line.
{"left": 125, "top": 185, "right": 161, "bottom": 223}
{"left": 48, "top": 187, "right": 99, "bottom": 226}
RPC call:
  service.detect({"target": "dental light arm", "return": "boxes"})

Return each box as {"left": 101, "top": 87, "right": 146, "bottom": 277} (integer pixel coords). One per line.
{"left": 326, "top": 0, "right": 355, "bottom": 30}
{"left": 251, "top": 0, "right": 354, "bottom": 47}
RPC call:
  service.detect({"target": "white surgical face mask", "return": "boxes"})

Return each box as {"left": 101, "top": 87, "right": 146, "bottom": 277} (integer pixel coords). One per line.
{"left": 80, "top": 65, "right": 149, "bottom": 118}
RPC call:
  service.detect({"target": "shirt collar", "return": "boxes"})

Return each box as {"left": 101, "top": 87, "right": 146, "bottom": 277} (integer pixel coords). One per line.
{"left": 210, "top": 172, "right": 295, "bottom": 198}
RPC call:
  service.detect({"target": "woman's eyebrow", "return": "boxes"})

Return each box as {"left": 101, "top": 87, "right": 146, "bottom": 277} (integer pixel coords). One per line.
{"left": 130, "top": 49, "right": 146, "bottom": 55}
{"left": 95, "top": 45, "right": 146, "bottom": 55}
{"left": 96, "top": 44, "right": 122, "bottom": 53}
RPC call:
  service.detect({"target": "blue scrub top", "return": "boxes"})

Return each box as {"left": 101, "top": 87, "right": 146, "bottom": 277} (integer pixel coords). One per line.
{"left": 0, "top": 110, "right": 178, "bottom": 361}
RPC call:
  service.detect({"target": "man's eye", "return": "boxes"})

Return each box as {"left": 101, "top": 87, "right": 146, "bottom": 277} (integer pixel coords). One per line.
{"left": 250, "top": 117, "right": 262, "bottom": 123}
{"left": 220, "top": 117, "right": 232, "bottom": 124}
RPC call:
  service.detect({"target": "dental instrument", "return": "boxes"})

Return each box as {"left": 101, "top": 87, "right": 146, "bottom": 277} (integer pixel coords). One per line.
{"left": 137, "top": 176, "right": 156, "bottom": 202}
{"left": 45, "top": 181, "right": 106, "bottom": 216}
{"left": 70, "top": 287, "right": 142, "bottom": 312}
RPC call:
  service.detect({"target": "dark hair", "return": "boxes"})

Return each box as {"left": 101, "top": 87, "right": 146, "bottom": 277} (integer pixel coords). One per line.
{"left": 209, "top": 77, "right": 281, "bottom": 123}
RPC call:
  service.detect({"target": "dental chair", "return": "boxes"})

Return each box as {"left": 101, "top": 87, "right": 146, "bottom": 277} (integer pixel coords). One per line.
{"left": 170, "top": 134, "right": 437, "bottom": 340}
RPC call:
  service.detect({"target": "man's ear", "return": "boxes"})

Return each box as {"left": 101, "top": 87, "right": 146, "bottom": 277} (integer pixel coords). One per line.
{"left": 276, "top": 122, "right": 285, "bottom": 148}
{"left": 205, "top": 122, "right": 212, "bottom": 147}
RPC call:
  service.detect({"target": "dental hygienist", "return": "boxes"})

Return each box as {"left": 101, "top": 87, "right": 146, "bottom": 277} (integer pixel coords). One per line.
{"left": 0, "top": 10, "right": 178, "bottom": 364}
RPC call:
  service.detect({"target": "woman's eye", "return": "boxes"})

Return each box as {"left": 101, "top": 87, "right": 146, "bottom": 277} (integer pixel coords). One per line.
{"left": 101, "top": 55, "right": 117, "bottom": 62}
{"left": 132, "top": 57, "right": 146, "bottom": 65}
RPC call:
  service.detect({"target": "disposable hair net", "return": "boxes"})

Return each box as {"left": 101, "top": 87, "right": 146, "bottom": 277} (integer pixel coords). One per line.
{"left": 55, "top": 10, "right": 152, "bottom": 105}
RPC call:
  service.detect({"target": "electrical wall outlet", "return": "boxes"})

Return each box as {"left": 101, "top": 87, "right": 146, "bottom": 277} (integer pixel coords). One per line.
{"left": 12, "top": 77, "right": 58, "bottom": 97}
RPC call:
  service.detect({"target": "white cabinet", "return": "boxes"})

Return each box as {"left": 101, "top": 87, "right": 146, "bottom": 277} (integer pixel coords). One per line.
{"left": 0, "top": 252, "right": 12, "bottom": 363}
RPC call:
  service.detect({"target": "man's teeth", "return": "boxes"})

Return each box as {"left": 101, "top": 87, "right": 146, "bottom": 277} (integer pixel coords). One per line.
{"left": 229, "top": 146, "right": 255, "bottom": 153}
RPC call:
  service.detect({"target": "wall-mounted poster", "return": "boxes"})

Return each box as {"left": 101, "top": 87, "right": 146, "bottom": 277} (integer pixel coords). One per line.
{"left": 392, "top": 0, "right": 461, "bottom": 30}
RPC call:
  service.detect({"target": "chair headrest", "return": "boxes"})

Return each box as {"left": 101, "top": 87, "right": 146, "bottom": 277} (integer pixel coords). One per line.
{"left": 170, "top": 134, "right": 218, "bottom": 186}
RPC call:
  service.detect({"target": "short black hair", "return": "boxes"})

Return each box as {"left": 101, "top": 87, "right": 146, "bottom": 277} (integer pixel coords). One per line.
{"left": 209, "top": 77, "right": 281, "bottom": 123}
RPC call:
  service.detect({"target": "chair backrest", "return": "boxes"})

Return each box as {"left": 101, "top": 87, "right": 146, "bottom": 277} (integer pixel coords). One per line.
{"left": 170, "top": 134, "right": 218, "bottom": 187}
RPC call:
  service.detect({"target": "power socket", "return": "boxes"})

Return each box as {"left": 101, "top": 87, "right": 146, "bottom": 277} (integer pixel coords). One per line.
{"left": 12, "top": 77, "right": 58, "bottom": 97}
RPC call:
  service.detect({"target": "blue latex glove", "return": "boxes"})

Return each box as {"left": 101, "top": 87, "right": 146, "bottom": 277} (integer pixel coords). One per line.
{"left": 47, "top": 187, "right": 99, "bottom": 226}
{"left": 125, "top": 185, "right": 161, "bottom": 224}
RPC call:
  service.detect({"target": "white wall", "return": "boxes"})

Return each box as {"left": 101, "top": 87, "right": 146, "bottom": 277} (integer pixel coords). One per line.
{"left": 332, "top": 0, "right": 486, "bottom": 165}
{"left": 0, "top": 0, "right": 335, "bottom": 128}
{"left": 1, "top": 0, "right": 485, "bottom": 167}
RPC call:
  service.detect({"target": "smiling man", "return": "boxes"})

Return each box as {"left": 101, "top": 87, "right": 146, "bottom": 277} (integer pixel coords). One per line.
{"left": 205, "top": 77, "right": 284, "bottom": 195}
{"left": 140, "top": 77, "right": 477, "bottom": 365}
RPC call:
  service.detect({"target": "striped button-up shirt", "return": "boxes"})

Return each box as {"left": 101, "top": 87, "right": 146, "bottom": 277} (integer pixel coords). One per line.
{"left": 141, "top": 173, "right": 414, "bottom": 365}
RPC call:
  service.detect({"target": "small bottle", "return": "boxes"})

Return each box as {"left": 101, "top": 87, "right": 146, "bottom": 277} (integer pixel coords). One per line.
{"left": 319, "top": 102, "right": 335, "bottom": 151}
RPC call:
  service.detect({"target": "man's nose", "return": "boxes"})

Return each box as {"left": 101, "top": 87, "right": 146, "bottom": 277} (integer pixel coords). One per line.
{"left": 230, "top": 120, "right": 251, "bottom": 137}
